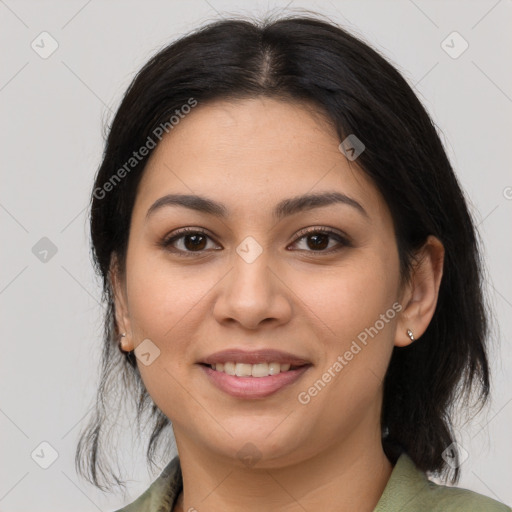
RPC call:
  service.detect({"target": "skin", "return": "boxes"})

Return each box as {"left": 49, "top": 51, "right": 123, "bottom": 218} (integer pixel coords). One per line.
{"left": 111, "top": 97, "right": 444, "bottom": 512}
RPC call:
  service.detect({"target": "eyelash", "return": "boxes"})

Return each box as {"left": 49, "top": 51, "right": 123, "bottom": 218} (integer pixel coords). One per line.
{"left": 159, "top": 226, "right": 351, "bottom": 257}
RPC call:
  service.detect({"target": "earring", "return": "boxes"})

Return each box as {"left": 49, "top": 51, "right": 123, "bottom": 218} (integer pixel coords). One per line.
{"left": 406, "top": 329, "right": 415, "bottom": 342}
{"left": 119, "top": 332, "right": 128, "bottom": 352}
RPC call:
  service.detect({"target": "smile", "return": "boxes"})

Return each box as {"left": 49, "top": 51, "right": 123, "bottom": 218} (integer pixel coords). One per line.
{"left": 199, "top": 363, "right": 312, "bottom": 399}
{"left": 206, "top": 361, "right": 301, "bottom": 377}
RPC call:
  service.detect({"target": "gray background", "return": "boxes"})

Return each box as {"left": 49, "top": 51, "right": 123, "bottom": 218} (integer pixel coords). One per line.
{"left": 1, "top": 0, "right": 511, "bottom": 510}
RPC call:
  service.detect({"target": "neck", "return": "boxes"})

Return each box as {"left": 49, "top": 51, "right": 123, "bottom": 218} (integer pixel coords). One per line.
{"left": 172, "top": 425, "right": 393, "bottom": 512}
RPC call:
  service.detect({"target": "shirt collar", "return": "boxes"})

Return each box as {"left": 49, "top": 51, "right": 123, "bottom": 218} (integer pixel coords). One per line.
{"left": 149, "top": 452, "right": 428, "bottom": 511}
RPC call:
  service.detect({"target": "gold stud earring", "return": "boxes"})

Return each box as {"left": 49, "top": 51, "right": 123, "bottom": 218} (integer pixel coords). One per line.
{"left": 406, "top": 329, "right": 415, "bottom": 342}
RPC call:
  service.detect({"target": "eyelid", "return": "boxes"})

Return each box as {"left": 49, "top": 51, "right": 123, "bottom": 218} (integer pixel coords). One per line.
{"left": 158, "top": 227, "right": 217, "bottom": 254}
{"left": 289, "top": 226, "right": 352, "bottom": 254}
{"left": 293, "top": 225, "right": 351, "bottom": 244}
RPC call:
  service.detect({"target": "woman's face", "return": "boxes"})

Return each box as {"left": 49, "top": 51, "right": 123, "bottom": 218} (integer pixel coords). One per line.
{"left": 114, "top": 97, "right": 406, "bottom": 467}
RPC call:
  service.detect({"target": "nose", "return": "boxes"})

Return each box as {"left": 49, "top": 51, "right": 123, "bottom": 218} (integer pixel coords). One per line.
{"left": 212, "top": 245, "right": 293, "bottom": 331}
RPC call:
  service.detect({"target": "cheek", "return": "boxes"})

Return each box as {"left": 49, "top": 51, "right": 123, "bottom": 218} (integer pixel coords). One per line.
{"left": 125, "top": 249, "right": 210, "bottom": 340}
{"left": 291, "top": 248, "right": 400, "bottom": 412}
{"left": 124, "top": 252, "right": 209, "bottom": 418}
{"left": 294, "top": 252, "right": 400, "bottom": 344}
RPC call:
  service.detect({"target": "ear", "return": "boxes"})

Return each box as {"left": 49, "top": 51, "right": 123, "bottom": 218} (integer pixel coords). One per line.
{"left": 395, "top": 235, "right": 445, "bottom": 347}
{"left": 109, "top": 253, "right": 134, "bottom": 352}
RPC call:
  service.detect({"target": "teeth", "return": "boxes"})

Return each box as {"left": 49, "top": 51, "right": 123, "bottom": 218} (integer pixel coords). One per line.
{"left": 252, "top": 363, "right": 270, "bottom": 377}
{"left": 212, "top": 361, "right": 294, "bottom": 377}
{"left": 223, "top": 362, "right": 235, "bottom": 375}
{"left": 235, "top": 363, "right": 252, "bottom": 377}
{"left": 268, "top": 362, "right": 280, "bottom": 375}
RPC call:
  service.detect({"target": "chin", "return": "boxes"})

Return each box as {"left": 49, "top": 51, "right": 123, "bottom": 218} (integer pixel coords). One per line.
{"left": 199, "top": 423, "right": 310, "bottom": 469}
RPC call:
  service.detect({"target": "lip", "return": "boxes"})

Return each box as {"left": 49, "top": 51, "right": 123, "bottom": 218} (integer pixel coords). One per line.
{"left": 200, "top": 364, "right": 312, "bottom": 399}
{"left": 200, "top": 348, "right": 311, "bottom": 366}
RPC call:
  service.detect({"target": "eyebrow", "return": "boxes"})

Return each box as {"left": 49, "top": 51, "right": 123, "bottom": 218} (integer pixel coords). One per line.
{"left": 145, "top": 191, "right": 368, "bottom": 222}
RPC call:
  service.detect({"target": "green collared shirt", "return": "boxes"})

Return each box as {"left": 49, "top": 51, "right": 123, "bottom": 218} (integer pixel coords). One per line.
{"left": 114, "top": 453, "right": 511, "bottom": 511}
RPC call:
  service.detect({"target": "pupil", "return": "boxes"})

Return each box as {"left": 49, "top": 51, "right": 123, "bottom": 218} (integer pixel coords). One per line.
{"left": 185, "top": 234, "right": 206, "bottom": 251}
{"left": 308, "top": 234, "right": 328, "bottom": 250}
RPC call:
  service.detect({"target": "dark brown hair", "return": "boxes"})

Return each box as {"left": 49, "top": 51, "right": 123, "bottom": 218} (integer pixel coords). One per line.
{"left": 76, "top": 12, "right": 490, "bottom": 491}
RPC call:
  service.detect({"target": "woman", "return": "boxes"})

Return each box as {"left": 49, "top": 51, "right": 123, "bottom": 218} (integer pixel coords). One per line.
{"left": 76, "top": 13, "right": 511, "bottom": 512}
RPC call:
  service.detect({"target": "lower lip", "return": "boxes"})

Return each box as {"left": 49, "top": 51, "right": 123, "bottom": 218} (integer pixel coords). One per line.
{"left": 199, "top": 364, "right": 311, "bottom": 399}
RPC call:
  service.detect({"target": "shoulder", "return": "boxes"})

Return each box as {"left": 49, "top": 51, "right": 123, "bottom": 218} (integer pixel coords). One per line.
{"left": 423, "top": 479, "right": 511, "bottom": 511}
{"left": 374, "top": 453, "right": 511, "bottom": 512}
{"left": 111, "top": 456, "right": 182, "bottom": 512}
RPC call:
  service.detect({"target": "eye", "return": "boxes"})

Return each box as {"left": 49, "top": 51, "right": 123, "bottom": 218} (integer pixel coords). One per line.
{"left": 159, "top": 226, "right": 351, "bottom": 257}
{"left": 289, "top": 227, "right": 351, "bottom": 254}
{"left": 159, "top": 227, "right": 220, "bottom": 256}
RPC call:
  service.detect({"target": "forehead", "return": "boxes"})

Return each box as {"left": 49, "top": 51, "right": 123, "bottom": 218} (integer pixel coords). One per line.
{"left": 133, "top": 97, "right": 384, "bottom": 220}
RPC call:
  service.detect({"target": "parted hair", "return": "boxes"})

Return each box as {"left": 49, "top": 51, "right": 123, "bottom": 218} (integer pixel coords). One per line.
{"left": 76, "top": 12, "right": 491, "bottom": 491}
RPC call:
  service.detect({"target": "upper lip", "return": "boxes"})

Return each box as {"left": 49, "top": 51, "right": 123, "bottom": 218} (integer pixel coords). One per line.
{"left": 200, "top": 349, "right": 311, "bottom": 366}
